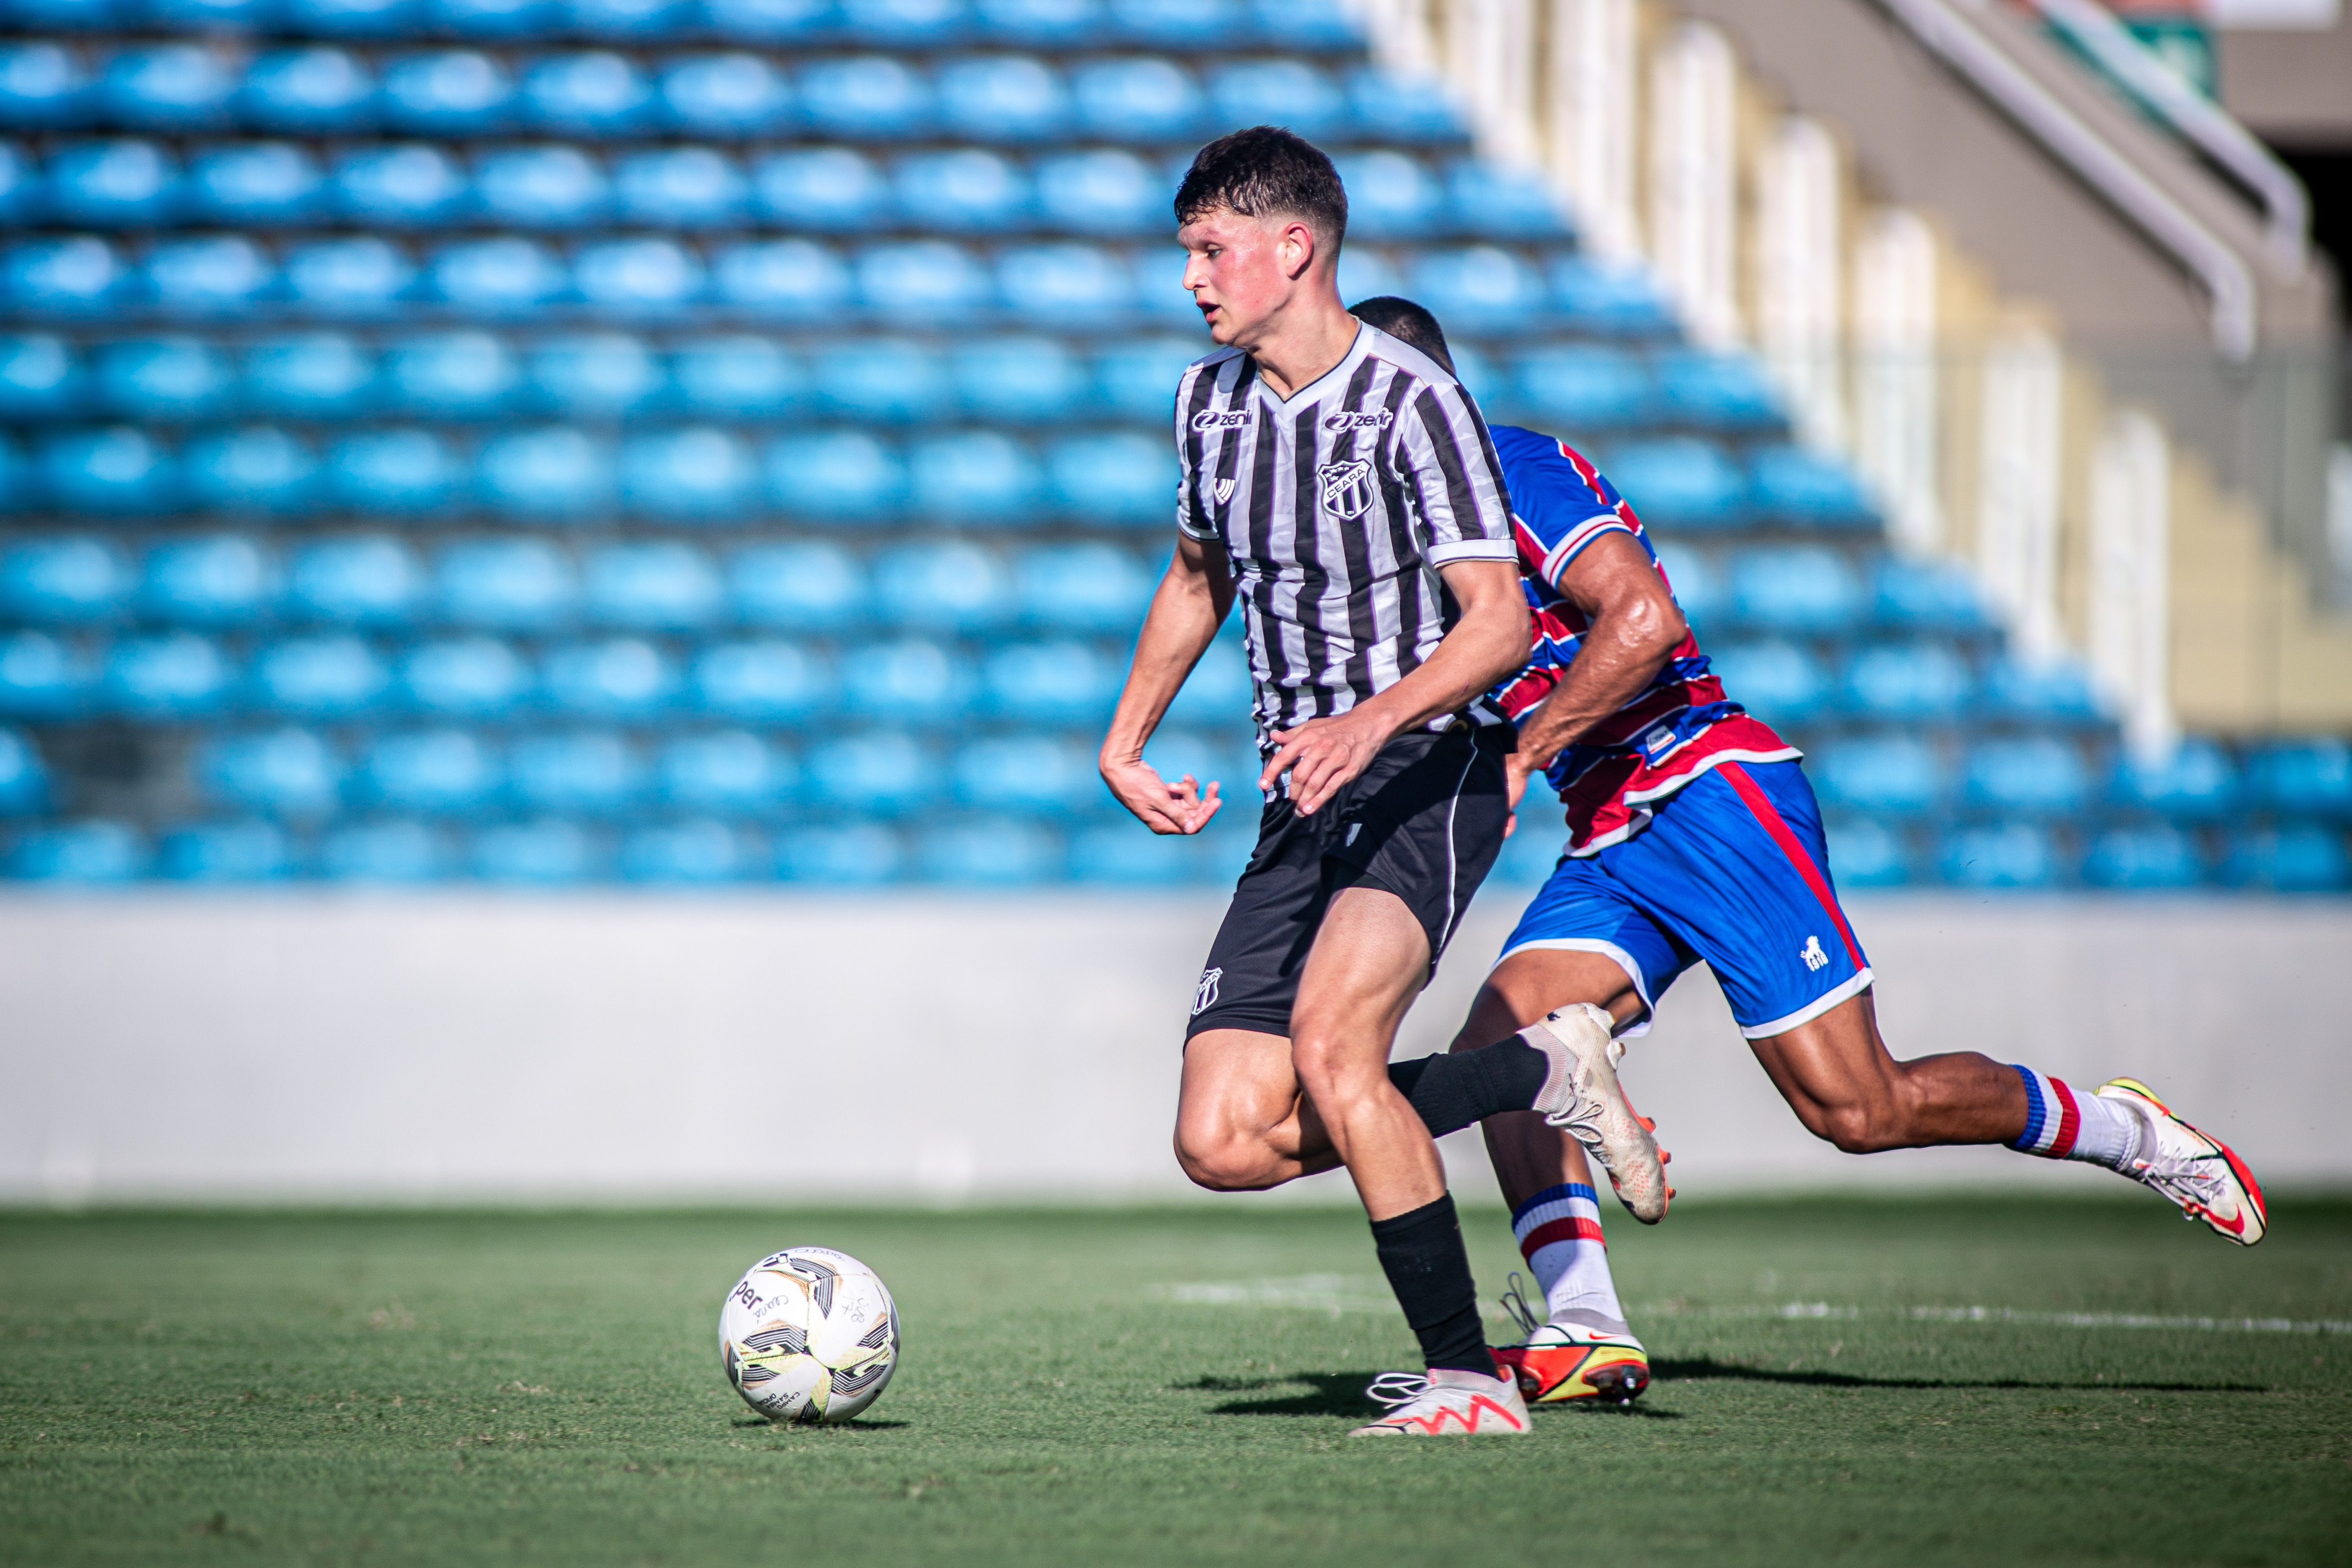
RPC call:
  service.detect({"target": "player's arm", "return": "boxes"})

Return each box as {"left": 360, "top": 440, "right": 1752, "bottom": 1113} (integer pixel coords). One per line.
{"left": 1099, "top": 530, "right": 1237, "bottom": 835}
{"left": 1507, "top": 530, "right": 1689, "bottom": 804}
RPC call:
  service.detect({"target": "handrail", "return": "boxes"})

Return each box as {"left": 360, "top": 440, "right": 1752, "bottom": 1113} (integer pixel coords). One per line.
{"left": 1875, "top": 0, "right": 2259, "bottom": 361}
{"left": 2029, "top": 0, "right": 2310, "bottom": 281}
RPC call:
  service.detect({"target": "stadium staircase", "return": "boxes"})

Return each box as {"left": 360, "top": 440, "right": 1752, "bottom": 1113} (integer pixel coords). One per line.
{"left": 0, "top": 0, "right": 2344, "bottom": 889}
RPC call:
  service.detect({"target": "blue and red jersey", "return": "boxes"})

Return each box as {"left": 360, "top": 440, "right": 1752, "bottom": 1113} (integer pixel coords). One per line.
{"left": 1490, "top": 424, "right": 1798, "bottom": 854}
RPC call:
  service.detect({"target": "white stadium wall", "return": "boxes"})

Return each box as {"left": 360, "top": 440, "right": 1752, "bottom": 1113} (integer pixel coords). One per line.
{"left": 1, "top": 892, "right": 2347, "bottom": 1206}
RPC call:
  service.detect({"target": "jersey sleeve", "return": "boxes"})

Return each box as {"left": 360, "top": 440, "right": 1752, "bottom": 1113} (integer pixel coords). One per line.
{"left": 1397, "top": 379, "right": 1516, "bottom": 566}
{"left": 1172, "top": 362, "right": 1219, "bottom": 542}
{"left": 1509, "top": 443, "right": 1636, "bottom": 590}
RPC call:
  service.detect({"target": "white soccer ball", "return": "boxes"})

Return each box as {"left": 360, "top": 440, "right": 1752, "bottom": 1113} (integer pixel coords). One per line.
{"left": 718, "top": 1247, "right": 899, "bottom": 1424}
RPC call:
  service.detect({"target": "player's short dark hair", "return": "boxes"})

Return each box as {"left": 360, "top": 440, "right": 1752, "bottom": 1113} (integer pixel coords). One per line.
{"left": 1348, "top": 296, "right": 1456, "bottom": 375}
{"left": 1174, "top": 126, "right": 1348, "bottom": 254}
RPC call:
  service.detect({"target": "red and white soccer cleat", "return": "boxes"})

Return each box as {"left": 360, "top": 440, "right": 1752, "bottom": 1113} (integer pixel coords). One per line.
{"left": 1493, "top": 1323, "right": 1651, "bottom": 1406}
{"left": 1348, "top": 1369, "right": 1531, "bottom": 1437}
{"left": 1524, "top": 1004, "right": 1673, "bottom": 1223}
{"left": 2097, "top": 1078, "right": 2268, "bottom": 1246}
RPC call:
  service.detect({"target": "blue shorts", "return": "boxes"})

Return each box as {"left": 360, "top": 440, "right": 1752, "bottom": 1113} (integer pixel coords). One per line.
{"left": 1498, "top": 760, "right": 1872, "bottom": 1039}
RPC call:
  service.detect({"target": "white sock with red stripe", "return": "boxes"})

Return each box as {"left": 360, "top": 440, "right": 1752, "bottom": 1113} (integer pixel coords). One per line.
{"left": 1509, "top": 1183, "right": 1630, "bottom": 1336}
{"left": 2008, "top": 1066, "right": 2144, "bottom": 1170}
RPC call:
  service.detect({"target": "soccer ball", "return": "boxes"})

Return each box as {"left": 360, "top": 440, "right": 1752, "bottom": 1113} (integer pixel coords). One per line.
{"left": 718, "top": 1247, "right": 899, "bottom": 1424}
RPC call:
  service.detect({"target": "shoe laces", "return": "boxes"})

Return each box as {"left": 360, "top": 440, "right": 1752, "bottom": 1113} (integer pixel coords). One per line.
{"left": 1538, "top": 1030, "right": 1627, "bottom": 1168}
{"left": 1364, "top": 1372, "right": 1434, "bottom": 1410}
{"left": 1499, "top": 1272, "right": 1542, "bottom": 1339}
{"left": 2140, "top": 1147, "right": 2232, "bottom": 1210}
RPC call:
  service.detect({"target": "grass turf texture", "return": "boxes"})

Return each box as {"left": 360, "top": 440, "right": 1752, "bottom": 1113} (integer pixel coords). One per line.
{"left": 3, "top": 1198, "right": 2350, "bottom": 1567}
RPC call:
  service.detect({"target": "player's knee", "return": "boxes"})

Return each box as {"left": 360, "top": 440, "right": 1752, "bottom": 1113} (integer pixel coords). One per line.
{"left": 1172, "top": 1125, "right": 1287, "bottom": 1193}
{"left": 1809, "top": 1097, "right": 1906, "bottom": 1154}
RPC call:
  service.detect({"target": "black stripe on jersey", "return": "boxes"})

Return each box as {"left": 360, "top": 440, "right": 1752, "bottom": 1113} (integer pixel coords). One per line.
{"left": 1178, "top": 360, "right": 1222, "bottom": 537}
{"left": 1332, "top": 354, "right": 1385, "bottom": 705}
{"left": 1409, "top": 383, "right": 1491, "bottom": 544}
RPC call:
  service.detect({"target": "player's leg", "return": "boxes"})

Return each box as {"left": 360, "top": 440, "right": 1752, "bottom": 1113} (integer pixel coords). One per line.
{"left": 1173, "top": 1026, "right": 1339, "bottom": 1191}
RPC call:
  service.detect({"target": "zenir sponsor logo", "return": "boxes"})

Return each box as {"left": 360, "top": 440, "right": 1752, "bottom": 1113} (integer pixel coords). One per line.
{"left": 1317, "top": 458, "right": 1377, "bottom": 519}
{"left": 1322, "top": 409, "right": 1393, "bottom": 431}
{"left": 1191, "top": 408, "right": 1250, "bottom": 430}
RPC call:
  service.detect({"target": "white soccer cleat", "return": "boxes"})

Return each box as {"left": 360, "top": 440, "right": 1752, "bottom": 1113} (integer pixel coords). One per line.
{"left": 1524, "top": 1004, "right": 1672, "bottom": 1223}
{"left": 1349, "top": 1368, "right": 1531, "bottom": 1437}
{"left": 2097, "top": 1078, "right": 2268, "bottom": 1246}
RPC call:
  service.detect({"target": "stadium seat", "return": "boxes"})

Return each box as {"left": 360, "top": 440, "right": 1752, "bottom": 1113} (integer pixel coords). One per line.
{"left": 2, "top": 236, "right": 124, "bottom": 314}
{"left": 378, "top": 51, "right": 516, "bottom": 134}
{"left": 1161, "top": 634, "right": 1249, "bottom": 725}
{"left": 144, "top": 235, "right": 276, "bottom": 316}
{"left": 1873, "top": 554, "right": 1990, "bottom": 632}
{"left": 155, "top": 820, "right": 293, "bottom": 882}
{"left": 44, "top": 139, "right": 181, "bottom": 226}
{"left": 659, "top": 53, "right": 791, "bottom": 137}
{"left": 282, "top": 236, "right": 416, "bottom": 315}
{"left": 239, "top": 47, "right": 378, "bottom": 131}
{"left": 0, "top": 334, "right": 81, "bottom": 419}
{"left": 811, "top": 339, "right": 948, "bottom": 424}
{"left": 2082, "top": 824, "right": 2206, "bottom": 890}
{"left": 5, "top": 820, "right": 147, "bottom": 882}
{"left": 666, "top": 335, "right": 795, "bottom": 417}
{"left": 141, "top": 534, "right": 274, "bottom": 625}
{"left": 1014, "top": 541, "right": 1153, "bottom": 634}
{"left": 282, "top": 534, "right": 428, "bottom": 624}
{"left": 895, "top": 148, "right": 1028, "bottom": 232}
{"left": 103, "top": 632, "right": 236, "bottom": 717}
{"left": 973, "top": 0, "right": 1104, "bottom": 46}
{"left": 1729, "top": 546, "right": 1863, "bottom": 633}
{"left": 1704, "top": 640, "right": 1829, "bottom": 725}
{"left": 318, "top": 820, "right": 452, "bottom": 881}
{"left": 621, "top": 427, "right": 755, "bottom": 517}
{"left": 1094, "top": 336, "right": 1196, "bottom": 422}
{"left": 1113, "top": 0, "right": 1235, "bottom": 46}
{"left": 953, "top": 734, "right": 1098, "bottom": 813}
{"left": 38, "top": 426, "right": 178, "bottom": 513}
{"left": 840, "top": 638, "right": 972, "bottom": 723}
{"left": 145, "top": 0, "right": 276, "bottom": 30}
{"left": 471, "top": 817, "right": 595, "bottom": 883}
{"left": 703, "top": 0, "right": 833, "bottom": 40}
{"left": 1254, "top": 0, "right": 1359, "bottom": 45}
{"left": 1550, "top": 256, "right": 1677, "bottom": 336}
{"left": 692, "top": 639, "right": 833, "bottom": 721}
{"left": 360, "top": 729, "right": 502, "bottom": 816}
{"left": 435, "top": 537, "right": 578, "bottom": 629}
{"left": 618, "top": 818, "right": 747, "bottom": 883}
{"left": 428, "top": 0, "right": 556, "bottom": 37}
{"left": 728, "top": 541, "right": 864, "bottom": 629}
{"left": 508, "top": 730, "right": 644, "bottom": 813}
{"left": 857, "top": 240, "right": 989, "bottom": 320}
{"left": 473, "top": 144, "right": 610, "bottom": 228}
{"left": 1335, "top": 150, "right": 1441, "bottom": 240}
{"left": 0, "top": 631, "right": 94, "bottom": 718}
{"left": 0, "top": 432, "right": 24, "bottom": 511}
{"left": 0, "top": 536, "right": 131, "bottom": 625}
{"left": 1067, "top": 821, "right": 1198, "bottom": 885}
{"left": 1406, "top": 246, "right": 1547, "bottom": 331}
{"left": 1514, "top": 345, "right": 1651, "bottom": 429}
{"left": 0, "top": 140, "right": 37, "bottom": 224}
{"left": 331, "top": 144, "right": 468, "bottom": 228}
{"left": 752, "top": 147, "right": 889, "bottom": 230}
{"left": 980, "top": 638, "right": 1120, "bottom": 722}
{"left": 909, "top": 431, "right": 1038, "bottom": 523}
{"left": 1345, "top": 67, "right": 1463, "bottom": 143}
{"left": 871, "top": 539, "right": 1014, "bottom": 630}
{"left": 1842, "top": 640, "right": 1973, "bottom": 720}
{"left": 287, "top": 0, "right": 418, "bottom": 34}
{"left": 96, "top": 45, "right": 232, "bottom": 131}
{"left": 382, "top": 331, "right": 520, "bottom": 418}
{"left": 1606, "top": 438, "right": 1746, "bottom": 530}
{"left": 1651, "top": 349, "right": 1784, "bottom": 431}
{"left": 764, "top": 429, "right": 906, "bottom": 520}
{"left": 659, "top": 730, "right": 793, "bottom": 811}
{"left": 994, "top": 242, "right": 1133, "bottom": 323}
{"left": 428, "top": 236, "right": 567, "bottom": 313}
{"left": 1651, "top": 543, "right": 1720, "bottom": 625}
{"left": 543, "top": 637, "right": 678, "bottom": 718}
{"left": 188, "top": 142, "right": 324, "bottom": 225}
{"left": 2224, "top": 823, "right": 2350, "bottom": 892}
{"left": 711, "top": 238, "right": 853, "bottom": 318}
{"left": 1446, "top": 159, "right": 1568, "bottom": 240}
{"left": 615, "top": 146, "right": 748, "bottom": 228}
{"left": 1939, "top": 822, "right": 2061, "bottom": 889}
{"left": 574, "top": 236, "right": 706, "bottom": 314}
{"left": 1810, "top": 733, "right": 1946, "bottom": 816}
{"left": 520, "top": 52, "right": 653, "bottom": 136}
{"left": 1026, "top": 148, "right": 1160, "bottom": 239}
{"left": 477, "top": 425, "right": 616, "bottom": 515}
{"left": 1046, "top": 430, "right": 1174, "bottom": 524}
{"left": 946, "top": 335, "right": 1080, "bottom": 422}
{"left": 2246, "top": 738, "right": 2352, "bottom": 817}
{"left": 400, "top": 635, "right": 534, "bottom": 717}
{"left": 529, "top": 332, "right": 664, "bottom": 415}
{"left": 0, "top": 43, "right": 91, "bottom": 129}
{"left": 1749, "top": 445, "right": 1876, "bottom": 528}
{"left": 1964, "top": 736, "right": 2089, "bottom": 815}
{"left": 583, "top": 542, "right": 723, "bottom": 630}
{"left": 253, "top": 635, "right": 392, "bottom": 718}
{"left": 2108, "top": 737, "right": 2238, "bottom": 819}
{"left": 802, "top": 730, "right": 936, "bottom": 815}
{"left": 935, "top": 54, "right": 1068, "bottom": 142}
{"left": 570, "top": 0, "right": 684, "bottom": 37}
{"left": 1982, "top": 656, "right": 2102, "bottom": 723}
{"left": 1822, "top": 817, "right": 1914, "bottom": 888}
{"left": 798, "top": 55, "right": 934, "bottom": 139}
{"left": 1207, "top": 59, "right": 1343, "bottom": 138}
{"left": 842, "top": 0, "right": 969, "bottom": 44}
{"left": 1069, "top": 56, "right": 1200, "bottom": 141}
{"left": 325, "top": 428, "right": 460, "bottom": 512}
{"left": 775, "top": 819, "right": 902, "bottom": 883}
{"left": 183, "top": 426, "right": 321, "bottom": 512}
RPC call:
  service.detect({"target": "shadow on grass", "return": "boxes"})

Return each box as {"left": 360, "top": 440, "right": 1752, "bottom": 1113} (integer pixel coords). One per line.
{"left": 731, "top": 1417, "right": 914, "bottom": 1430}
{"left": 1179, "top": 1373, "right": 1683, "bottom": 1420}
{"left": 1649, "top": 1356, "right": 2267, "bottom": 1394}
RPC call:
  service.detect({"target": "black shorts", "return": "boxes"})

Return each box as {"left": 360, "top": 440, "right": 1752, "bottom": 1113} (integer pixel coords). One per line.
{"left": 1184, "top": 723, "right": 1513, "bottom": 1041}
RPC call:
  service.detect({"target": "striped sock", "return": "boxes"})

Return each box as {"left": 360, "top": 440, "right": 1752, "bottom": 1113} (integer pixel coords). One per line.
{"left": 2009, "top": 1065, "right": 2142, "bottom": 1170}
{"left": 1509, "top": 1183, "right": 1629, "bottom": 1336}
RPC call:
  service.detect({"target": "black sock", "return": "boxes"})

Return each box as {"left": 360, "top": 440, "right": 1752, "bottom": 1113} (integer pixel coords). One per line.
{"left": 1386, "top": 1035, "right": 1550, "bottom": 1138}
{"left": 1369, "top": 1194, "right": 1497, "bottom": 1377}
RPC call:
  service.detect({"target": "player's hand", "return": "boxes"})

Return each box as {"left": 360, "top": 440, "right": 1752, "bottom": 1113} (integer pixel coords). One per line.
{"left": 1262, "top": 709, "right": 1391, "bottom": 817}
{"left": 1100, "top": 753, "right": 1222, "bottom": 835}
{"left": 1502, "top": 748, "right": 1536, "bottom": 837}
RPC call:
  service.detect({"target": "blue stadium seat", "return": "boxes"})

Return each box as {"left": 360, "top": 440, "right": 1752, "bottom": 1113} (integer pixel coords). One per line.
{"left": 427, "top": 0, "right": 555, "bottom": 35}
{"left": 1965, "top": 736, "right": 2088, "bottom": 815}
{"left": 583, "top": 542, "right": 722, "bottom": 630}
{"left": 614, "top": 146, "right": 747, "bottom": 228}
{"left": 763, "top": 429, "right": 906, "bottom": 520}
{"left": 1749, "top": 445, "right": 1876, "bottom": 528}
{"left": 751, "top": 147, "right": 889, "bottom": 230}
{"left": 5, "top": 820, "right": 148, "bottom": 882}
{"left": 1823, "top": 817, "right": 1914, "bottom": 888}
{"left": 1982, "top": 656, "right": 2101, "bottom": 723}
{"left": 1014, "top": 542, "right": 1152, "bottom": 633}
{"left": 1112, "top": 0, "right": 1234, "bottom": 47}
{"left": 382, "top": 331, "right": 520, "bottom": 418}
{"left": 103, "top": 632, "right": 236, "bottom": 717}
{"left": 0, "top": 632, "right": 93, "bottom": 718}
{"left": 1068, "top": 822, "right": 1198, "bottom": 884}
{"left": 659, "top": 730, "right": 793, "bottom": 811}
{"left": 1070, "top": 56, "right": 1200, "bottom": 141}
{"left": 254, "top": 635, "right": 392, "bottom": 718}
{"left": 841, "top": 638, "right": 971, "bottom": 724}
{"left": 1208, "top": 59, "right": 1342, "bottom": 138}
{"left": 0, "top": 141, "right": 35, "bottom": 225}
{"left": 980, "top": 638, "right": 1119, "bottom": 721}
{"left": 659, "top": 53, "right": 792, "bottom": 136}
{"left": 947, "top": 335, "right": 1079, "bottom": 422}
{"left": 543, "top": 637, "right": 677, "bottom": 718}
{"left": 282, "top": 236, "right": 416, "bottom": 315}
{"left": 1842, "top": 640, "right": 1973, "bottom": 720}
{"left": 994, "top": 242, "right": 1133, "bottom": 323}
{"left": 0, "top": 335, "right": 82, "bottom": 420}
{"left": 436, "top": 537, "right": 578, "bottom": 629}
{"left": 1345, "top": 66, "right": 1462, "bottom": 143}
{"left": 141, "top": 534, "right": 274, "bottom": 625}
{"left": 477, "top": 425, "right": 615, "bottom": 515}
{"left": 802, "top": 730, "right": 936, "bottom": 815}
{"left": 1514, "top": 345, "right": 1651, "bottom": 430}
{"left": 1254, "top": 0, "right": 1357, "bottom": 45}
{"left": 0, "top": 536, "right": 130, "bottom": 625}
{"left": 1811, "top": 733, "right": 1946, "bottom": 816}
{"left": 728, "top": 541, "right": 864, "bottom": 629}
{"left": 692, "top": 639, "right": 832, "bottom": 721}
{"left": 1940, "top": 822, "right": 2061, "bottom": 889}
{"left": 428, "top": 236, "right": 567, "bottom": 313}
{"left": 44, "top": 139, "right": 181, "bottom": 226}
{"left": 242, "top": 333, "right": 379, "bottom": 422}
{"left": 799, "top": 55, "right": 934, "bottom": 139}
{"left": 520, "top": 51, "right": 653, "bottom": 137}
{"left": 283, "top": 534, "right": 428, "bottom": 624}
{"left": 570, "top": 0, "right": 685, "bottom": 36}
{"left": 872, "top": 539, "right": 1013, "bottom": 630}
{"left": 953, "top": 734, "right": 1097, "bottom": 813}
{"left": 1550, "top": 256, "right": 1677, "bottom": 337}
{"left": 1873, "top": 554, "right": 1990, "bottom": 632}
{"left": 362, "top": 729, "right": 503, "bottom": 816}
{"left": 144, "top": 235, "right": 277, "bottom": 316}
{"left": 473, "top": 144, "right": 610, "bottom": 228}
{"left": 621, "top": 426, "right": 755, "bottom": 517}
{"left": 2082, "top": 824, "right": 2205, "bottom": 890}
{"left": 1652, "top": 542, "right": 1720, "bottom": 625}
{"left": 188, "top": 142, "right": 324, "bottom": 225}
{"left": 702, "top": 0, "right": 833, "bottom": 39}
{"left": 287, "top": 0, "right": 419, "bottom": 34}
{"left": 669, "top": 334, "right": 797, "bottom": 417}
{"left": 2246, "top": 737, "right": 2352, "bottom": 817}
{"left": 325, "top": 428, "right": 459, "bottom": 512}
{"left": 0, "top": 44, "right": 91, "bottom": 130}
{"left": 843, "top": 0, "right": 969, "bottom": 43}
{"left": 972, "top": 0, "right": 1104, "bottom": 46}
{"left": 2225, "top": 823, "right": 2350, "bottom": 892}
{"left": 617, "top": 818, "right": 748, "bottom": 883}
{"left": 2109, "top": 738, "right": 2237, "bottom": 820}
{"left": 1652, "top": 349, "right": 1784, "bottom": 431}
{"left": 318, "top": 820, "right": 453, "bottom": 881}
{"left": 1094, "top": 336, "right": 1195, "bottom": 422}
{"left": 711, "top": 237, "right": 852, "bottom": 318}
{"left": 1336, "top": 150, "right": 1441, "bottom": 240}
{"left": 183, "top": 426, "right": 320, "bottom": 512}
{"left": 1407, "top": 246, "right": 1547, "bottom": 331}
{"left": 332, "top": 144, "right": 468, "bottom": 227}
{"left": 1705, "top": 640, "right": 1829, "bottom": 724}
{"left": 811, "top": 338, "right": 948, "bottom": 422}
{"left": 1446, "top": 159, "right": 1568, "bottom": 240}
{"left": 856, "top": 239, "right": 989, "bottom": 320}
{"left": 575, "top": 236, "right": 706, "bottom": 314}
{"left": 0, "top": 432, "right": 24, "bottom": 511}
{"left": 529, "top": 331, "right": 663, "bottom": 414}
{"left": 1047, "top": 430, "right": 1174, "bottom": 525}
{"left": 38, "top": 426, "right": 178, "bottom": 513}
{"left": 379, "top": 51, "right": 516, "bottom": 134}
{"left": 775, "top": 819, "right": 903, "bottom": 882}
{"left": 510, "top": 730, "right": 643, "bottom": 814}
{"left": 96, "top": 45, "right": 232, "bottom": 131}
{"left": 1162, "top": 633, "right": 1248, "bottom": 725}
{"left": 1602, "top": 438, "right": 1745, "bottom": 530}
{"left": 401, "top": 636, "right": 534, "bottom": 717}
{"left": 936, "top": 54, "right": 1067, "bottom": 142}
{"left": 895, "top": 148, "right": 1028, "bottom": 233}
{"left": 471, "top": 817, "right": 595, "bottom": 883}
{"left": 239, "top": 47, "right": 379, "bottom": 131}
{"left": 155, "top": 820, "right": 292, "bottom": 881}
{"left": 909, "top": 431, "right": 1039, "bottom": 523}
{"left": 1029, "top": 148, "right": 1160, "bottom": 238}
{"left": 1730, "top": 546, "right": 1863, "bottom": 634}
{"left": 2, "top": 236, "right": 124, "bottom": 315}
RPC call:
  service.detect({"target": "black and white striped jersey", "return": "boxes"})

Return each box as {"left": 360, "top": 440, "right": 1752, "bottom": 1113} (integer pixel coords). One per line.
{"left": 1174, "top": 322, "right": 1517, "bottom": 757}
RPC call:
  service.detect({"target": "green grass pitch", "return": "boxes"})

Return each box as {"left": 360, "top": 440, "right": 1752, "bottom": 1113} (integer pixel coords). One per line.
{"left": 3, "top": 1196, "right": 2350, "bottom": 1567}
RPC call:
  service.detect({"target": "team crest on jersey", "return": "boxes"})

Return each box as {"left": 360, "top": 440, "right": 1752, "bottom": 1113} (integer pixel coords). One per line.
{"left": 1322, "top": 409, "right": 1393, "bottom": 432}
{"left": 1212, "top": 477, "right": 1236, "bottom": 504}
{"left": 1193, "top": 967, "right": 1223, "bottom": 1015}
{"left": 1317, "top": 458, "right": 1377, "bottom": 519}
{"left": 1192, "top": 408, "right": 1250, "bottom": 430}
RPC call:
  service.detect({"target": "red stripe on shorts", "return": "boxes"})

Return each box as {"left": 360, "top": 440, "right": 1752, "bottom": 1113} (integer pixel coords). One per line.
{"left": 1519, "top": 1216, "right": 1607, "bottom": 1258}
{"left": 1717, "top": 763, "right": 1864, "bottom": 970}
